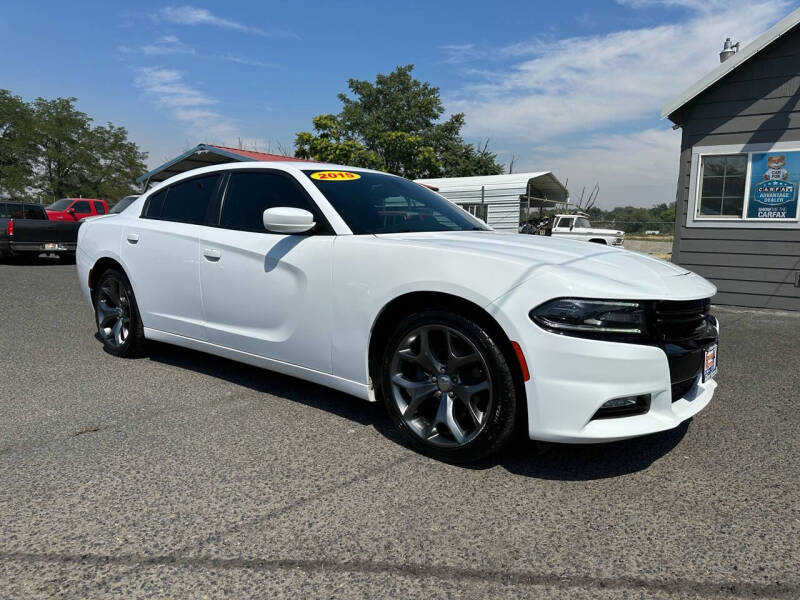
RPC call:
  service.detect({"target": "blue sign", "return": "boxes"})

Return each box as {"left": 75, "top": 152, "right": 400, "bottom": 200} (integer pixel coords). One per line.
{"left": 747, "top": 152, "right": 800, "bottom": 219}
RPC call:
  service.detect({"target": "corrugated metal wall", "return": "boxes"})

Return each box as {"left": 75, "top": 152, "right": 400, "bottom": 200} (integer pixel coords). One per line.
{"left": 436, "top": 187, "right": 521, "bottom": 232}
{"left": 672, "top": 28, "right": 800, "bottom": 311}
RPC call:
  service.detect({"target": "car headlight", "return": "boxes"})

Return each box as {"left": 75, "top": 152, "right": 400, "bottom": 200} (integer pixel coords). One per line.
{"left": 530, "top": 298, "right": 647, "bottom": 340}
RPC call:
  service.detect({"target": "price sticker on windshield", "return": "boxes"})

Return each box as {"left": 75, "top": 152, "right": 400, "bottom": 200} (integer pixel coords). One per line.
{"left": 310, "top": 171, "right": 361, "bottom": 181}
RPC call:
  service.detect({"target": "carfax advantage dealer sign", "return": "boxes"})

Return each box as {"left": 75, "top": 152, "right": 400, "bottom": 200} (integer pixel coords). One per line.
{"left": 747, "top": 151, "right": 800, "bottom": 219}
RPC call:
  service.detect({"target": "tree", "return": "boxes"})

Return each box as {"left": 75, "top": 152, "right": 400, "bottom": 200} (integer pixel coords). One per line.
{"left": 0, "top": 90, "right": 36, "bottom": 197}
{"left": 0, "top": 90, "right": 146, "bottom": 203}
{"left": 295, "top": 65, "right": 503, "bottom": 179}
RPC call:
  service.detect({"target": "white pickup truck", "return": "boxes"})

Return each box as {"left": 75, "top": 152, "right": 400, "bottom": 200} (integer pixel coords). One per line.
{"left": 551, "top": 214, "right": 624, "bottom": 246}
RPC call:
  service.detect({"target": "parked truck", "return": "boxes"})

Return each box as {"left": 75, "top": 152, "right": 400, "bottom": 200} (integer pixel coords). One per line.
{"left": 550, "top": 213, "right": 625, "bottom": 246}
{"left": 0, "top": 201, "right": 81, "bottom": 259}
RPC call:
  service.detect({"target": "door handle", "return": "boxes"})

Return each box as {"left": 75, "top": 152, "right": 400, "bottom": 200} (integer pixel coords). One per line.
{"left": 203, "top": 248, "right": 221, "bottom": 261}
{"left": 126, "top": 233, "right": 139, "bottom": 244}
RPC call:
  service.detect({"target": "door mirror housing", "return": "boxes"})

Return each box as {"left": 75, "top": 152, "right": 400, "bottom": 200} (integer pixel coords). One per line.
{"left": 67, "top": 207, "right": 76, "bottom": 214}
{"left": 262, "top": 207, "right": 315, "bottom": 234}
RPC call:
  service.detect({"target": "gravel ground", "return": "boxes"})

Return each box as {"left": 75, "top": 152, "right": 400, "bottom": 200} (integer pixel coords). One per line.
{"left": 1, "top": 259, "right": 798, "bottom": 599}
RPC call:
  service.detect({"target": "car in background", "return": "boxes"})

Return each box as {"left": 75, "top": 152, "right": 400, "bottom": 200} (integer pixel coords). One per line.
{"left": 109, "top": 195, "right": 139, "bottom": 215}
{"left": 46, "top": 198, "right": 109, "bottom": 221}
{"left": 551, "top": 213, "right": 625, "bottom": 246}
{"left": 76, "top": 162, "right": 718, "bottom": 463}
{"left": 0, "top": 200, "right": 81, "bottom": 259}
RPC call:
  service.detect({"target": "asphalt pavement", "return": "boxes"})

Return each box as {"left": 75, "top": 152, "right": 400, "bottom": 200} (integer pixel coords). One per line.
{"left": 1, "top": 259, "right": 798, "bottom": 599}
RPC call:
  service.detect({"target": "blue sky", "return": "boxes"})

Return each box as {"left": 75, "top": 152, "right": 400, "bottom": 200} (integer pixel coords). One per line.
{"left": 0, "top": 0, "right": 796, "bottom": 207}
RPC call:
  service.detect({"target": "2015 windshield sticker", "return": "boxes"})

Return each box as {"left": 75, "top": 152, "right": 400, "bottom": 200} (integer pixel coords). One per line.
{"left": 310, "top": 171, "right": 361, "bottom": 181}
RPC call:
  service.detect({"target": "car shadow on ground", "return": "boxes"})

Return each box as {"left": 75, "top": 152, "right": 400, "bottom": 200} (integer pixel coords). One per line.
{"left": 144, "top": 341, "right": 689, "bottom": 481}
{"left": 0, "top": 254, "right": 72, "bottom": 265}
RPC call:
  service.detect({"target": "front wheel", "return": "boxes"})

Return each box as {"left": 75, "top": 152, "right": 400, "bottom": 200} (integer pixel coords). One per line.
{"left": 94, "top": 267, "right": 146, "bottom": 357}
{"left": 381, "top": 310, "right": 518, "bottom": 463}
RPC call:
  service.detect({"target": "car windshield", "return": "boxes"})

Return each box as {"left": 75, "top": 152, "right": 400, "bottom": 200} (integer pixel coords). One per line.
{"left": 110, "top": 195, "right": 138, "bottom": 214}
{"left": 47, "top": 198, "right": 73, "bottom": 210}
{"left": 575, "top": 217, "right": 591, "bottom": 228}
{"left": 303, "top": 170, "right": 490, "bottom": 234}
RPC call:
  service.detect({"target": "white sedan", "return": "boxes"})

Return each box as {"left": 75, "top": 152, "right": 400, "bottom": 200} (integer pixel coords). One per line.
{"left": 76, "top": 162, "right": 719, "bottom": 463}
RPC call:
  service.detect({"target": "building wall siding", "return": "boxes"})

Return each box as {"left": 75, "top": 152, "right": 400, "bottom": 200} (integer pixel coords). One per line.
{"left": 672, "top": 26, "right": 800, "bottom": 311}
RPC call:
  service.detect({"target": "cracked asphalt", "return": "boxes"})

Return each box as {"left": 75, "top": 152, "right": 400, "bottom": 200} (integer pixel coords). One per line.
{"left": 1, "top": 259, "right": 798, "bottom": 599}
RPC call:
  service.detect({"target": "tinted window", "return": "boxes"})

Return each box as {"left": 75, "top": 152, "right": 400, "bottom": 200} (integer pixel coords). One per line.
{"left": 0, "top": 203, "right": 7, "bottom": 218}
{"left": 7, "top": 203, "right": 24, "bottom": 218}
{"left": 24, "top": 205, "right": 47, "bottom": 219}
{"left": 160, "top": 175, "right": 219, "bottom": 224}
{"left": 93, "top": 201, "right": 106, "bottom": 214}
{"left": 48, "top": 198, "right": 73, "bottom": 210}
{"left": 73, "top": 201, "right": 91, "bottom": 214}
{"left": 220, "top": 172, "right": 325, "bottom": 233}
{"left": 303, "top": 170, "right": 488, "bottom": 234}
{"left": 143, "top": 189, "right": 167, "bottom": 218}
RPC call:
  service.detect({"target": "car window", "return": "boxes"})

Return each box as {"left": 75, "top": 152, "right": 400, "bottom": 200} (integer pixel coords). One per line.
{"left": 93, "top": 201, "right": 106, "bottom": 214}
{"left": 159, "top": 175, "right": 220, "bottom": 225}
{"left": 0, "top": 203, "right": 7, "bottom": 218}
{"left": 7, "top": 203, "right": 24, "bottom": 218}
{"left": 24, "top": 205, "right": 47, "bottom": 219}
{"left": 142, "top": 189, "right": 167, "bottom": 219}
{"left": 47, "top": 198, "right": 73, "bottom": 211}
{"left": 111, "top": 196, "right": 138, "bottom": 214}
{"left": 575, "top": 217, "right": 591, "bottom": 228}
{"left": 220, "top": 171, "right": 327, "bottom": 233}
{"left": 558, "top": 218, "right": 573, "bottom": 228}
{"left": 303, "top": 170, "right": 488, "bottom": 234}
{"left": 73, "top": 201, "right": 91, "bottom": 214}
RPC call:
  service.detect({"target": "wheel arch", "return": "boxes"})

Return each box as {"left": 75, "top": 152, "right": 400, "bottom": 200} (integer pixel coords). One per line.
{"left": 88, "top": 256, "right": 133, "bottom": 299}
{"left": 367, "top": 291, "right": 528, "bottom": 412}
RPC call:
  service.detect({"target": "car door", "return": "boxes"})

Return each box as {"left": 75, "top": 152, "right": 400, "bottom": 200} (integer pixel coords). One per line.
{"left": 71, "top": 200, "right": 91, "bottom": 220}
{"left": 121, "top": 174, "right": 222, "bottom": 341}
{"left": 198, "top": 169, "right": 335, "bottom": 373}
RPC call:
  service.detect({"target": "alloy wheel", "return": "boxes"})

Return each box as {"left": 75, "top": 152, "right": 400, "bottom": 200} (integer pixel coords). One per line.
{"left": 96, "top": 278, "right": 131, "bottom": 349}
{"left": 389, "top": 325, "right": 493, "bottom": 447}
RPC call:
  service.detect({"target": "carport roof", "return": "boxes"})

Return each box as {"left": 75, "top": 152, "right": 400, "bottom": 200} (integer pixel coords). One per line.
{"left": 136, "top": 144, "right": 314, "bottom": 185}
{"left": 415, "top": 172, "right": 569, "bottom": 202}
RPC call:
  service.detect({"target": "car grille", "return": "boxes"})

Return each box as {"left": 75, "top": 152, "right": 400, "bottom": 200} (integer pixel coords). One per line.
{"left": 653, "top": 298, "right": 712, "bottom": 343}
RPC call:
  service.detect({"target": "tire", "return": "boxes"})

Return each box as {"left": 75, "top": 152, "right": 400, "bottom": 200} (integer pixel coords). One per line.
{"left": 381, "top": 309, "right": 518, "bottom": 463}
{"left": 93, "top": 267, "right": 146, "bottom": 357}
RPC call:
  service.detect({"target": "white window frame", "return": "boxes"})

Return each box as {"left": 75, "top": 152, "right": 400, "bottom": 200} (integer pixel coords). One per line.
{"left": 687, "top": 141, "right": 800, "bottom": 229}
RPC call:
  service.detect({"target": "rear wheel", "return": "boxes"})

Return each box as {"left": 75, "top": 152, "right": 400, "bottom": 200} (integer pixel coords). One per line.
{"left": 381, "top": 310, "right": 517, "bottom": 463}
{"left": 94, "top": 268, "right": 145, "bottom": 357}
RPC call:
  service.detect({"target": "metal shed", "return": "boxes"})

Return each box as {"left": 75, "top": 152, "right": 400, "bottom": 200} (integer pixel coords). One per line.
{"left": 414, "top": 172, "right": 570, "bottom": 232}
{"left": 136, "top": 144, "right": 313, "bottom": 189}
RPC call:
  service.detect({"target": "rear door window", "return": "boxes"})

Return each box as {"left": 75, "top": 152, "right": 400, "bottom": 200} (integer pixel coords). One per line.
{"left": 24, "top": 205, "right": 47, "bottom": 219}
{"left": 160, "top": 175, "right": 221, "bottom": 225}
{"left": 219, "top": 171, "right": 327, "bottom": 233}
{"left": 142, "top": 189, "right": 167, "bottom": 219}
{"left": 0, "top": 203, "right": 7, "bottom": 218}
{"left": 7, "top": 203, "right": 24, "bottom": 218}
{"left": 93, "top": 201, "right": 106, "bottom": 215}
{"left": 73, "top": 201, "right": 91, "bottom": 214}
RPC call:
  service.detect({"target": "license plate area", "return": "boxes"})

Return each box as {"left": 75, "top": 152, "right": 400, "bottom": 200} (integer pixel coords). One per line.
{"left": 43, "top": 243, "right": 65, "bottom": 251}
{"left": 703, "top": 343, "right": 718, "bottom": 382}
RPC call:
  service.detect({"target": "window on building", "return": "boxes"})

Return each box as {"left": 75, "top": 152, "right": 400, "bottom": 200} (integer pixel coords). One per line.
{"left": 697, "top": 154, "right": 747, "bottom": 217}
{"left": 461, "top": 203, "right": 488, "bottom": 223}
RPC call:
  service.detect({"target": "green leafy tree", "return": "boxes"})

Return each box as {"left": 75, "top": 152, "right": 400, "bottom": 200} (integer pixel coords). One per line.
{"left": 295, "top": 65, "right": 503, "bottom": 179}
{"left": 0, "top": 90, "right": 146, "bottom": 204}
{"left": 0, "top": 90, "right": 36, "bottom": 197}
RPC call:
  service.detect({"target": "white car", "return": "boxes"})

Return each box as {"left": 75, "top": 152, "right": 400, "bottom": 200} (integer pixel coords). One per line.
{"left": 551, "top": 214, "right": 625, "bottom": 246}
{"left": 76, "top": 162, "right": 719, "bottom": 463}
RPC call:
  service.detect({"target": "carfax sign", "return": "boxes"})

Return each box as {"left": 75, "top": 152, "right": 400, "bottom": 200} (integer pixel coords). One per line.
{"left": 747, "top": 151, "right": 800, "bottom": 219}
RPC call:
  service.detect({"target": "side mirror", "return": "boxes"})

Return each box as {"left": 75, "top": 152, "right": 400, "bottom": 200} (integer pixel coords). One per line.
{"left": 262, "top": 207, "right": 315, "bottom": 234}
{"left": 67, "top": 207, "right": 76, "bottom": 214}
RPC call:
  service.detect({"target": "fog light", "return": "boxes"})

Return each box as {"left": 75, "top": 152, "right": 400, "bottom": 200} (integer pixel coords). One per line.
{"left": 592, "top": 394, "right": 651, "bottom": 420}
{"left": 601, "top": 396, "right": 639, "bottom": 409}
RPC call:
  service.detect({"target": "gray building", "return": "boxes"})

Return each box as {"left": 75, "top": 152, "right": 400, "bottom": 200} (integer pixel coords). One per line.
{"left": 663, "top": 8, "right": 800, "bottom": 311}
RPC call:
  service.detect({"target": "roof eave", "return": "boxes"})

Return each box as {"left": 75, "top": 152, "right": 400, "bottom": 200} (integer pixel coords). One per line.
{"left": 661, "top": 7, "right": 800, "bottom": 121}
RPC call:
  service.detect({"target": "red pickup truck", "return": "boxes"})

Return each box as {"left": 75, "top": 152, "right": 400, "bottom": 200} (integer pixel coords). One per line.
{"left": 46, "top": 198, "right": 109, "bottom": 221}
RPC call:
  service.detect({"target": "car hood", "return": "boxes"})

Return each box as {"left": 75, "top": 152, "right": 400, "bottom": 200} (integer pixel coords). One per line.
{"left": 375, "top": 231, "right": 715, "bottom": 301}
